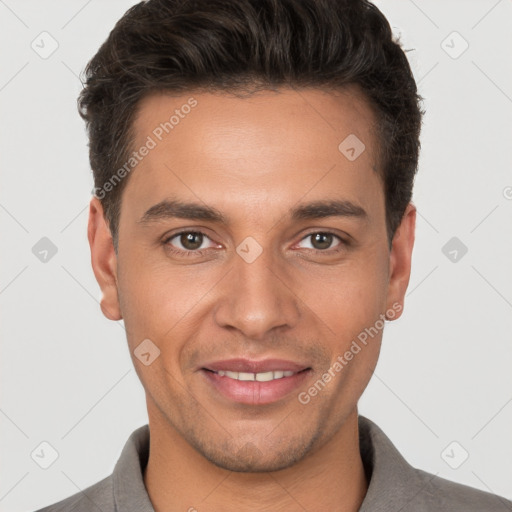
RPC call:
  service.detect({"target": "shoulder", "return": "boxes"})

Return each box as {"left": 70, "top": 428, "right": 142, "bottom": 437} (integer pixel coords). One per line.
{"left": 32, "top": 424, "right": 152, "bottom": 512}
{"left": 32, "top": 475, "right": 114, "bottom": 512}
{"left": 411, "top": 467, "right": 512, "bottom": 511}
{"left": 358, "top": 415, "right": 512, "bottom": 512}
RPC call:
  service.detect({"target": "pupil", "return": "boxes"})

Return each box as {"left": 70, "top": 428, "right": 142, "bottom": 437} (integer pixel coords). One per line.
{"left": 313, "top": 233, "right": 332, "bottom": 250}
{"left": 182, "top": 232, "right": 202, "bottom": 250}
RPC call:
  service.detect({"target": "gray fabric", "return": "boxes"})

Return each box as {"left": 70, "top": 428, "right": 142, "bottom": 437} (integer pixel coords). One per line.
{"left": 34, "top": 415, "right": 512, "bottom": 511}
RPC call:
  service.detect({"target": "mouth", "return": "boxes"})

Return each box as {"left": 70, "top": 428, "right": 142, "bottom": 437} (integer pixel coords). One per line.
{"left": 200, "top": 359, "right": 312, "bottom": 405}
{"left": 203, "top": 368, "right": 308, "bottom": 381}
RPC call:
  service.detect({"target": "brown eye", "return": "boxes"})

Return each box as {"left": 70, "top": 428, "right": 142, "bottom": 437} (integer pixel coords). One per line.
{"left": 297, "top": 232, "right": 343, "bottom": 252}
{"left": 164, "top": 231, "right": 214, "bottom": 254}
{"left": 310, "top": 233, "right": 334, "bottom": 250}
{"left": 179, "top": 232, "right": 204, "bottom": 250}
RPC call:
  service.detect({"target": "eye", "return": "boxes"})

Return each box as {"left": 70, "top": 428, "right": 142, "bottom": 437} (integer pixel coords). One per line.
{"left": 162, "top": 229, "right": 348, "bottom": 258}
{"left": 163, "top": 230, "right": 217, "bottom": 255}
{"left": 296, "top": 232, "right": 345, "bottom": 252}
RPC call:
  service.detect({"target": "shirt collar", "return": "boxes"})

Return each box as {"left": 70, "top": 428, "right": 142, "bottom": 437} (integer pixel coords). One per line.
{"left": 113, "top": 423, "right": 154, "bottom": 511}
{"left": 358, "top": 415, "right": 426, "bottom": 511}
{"left": 112, "top": 415, "right": 423, "bottom": 511}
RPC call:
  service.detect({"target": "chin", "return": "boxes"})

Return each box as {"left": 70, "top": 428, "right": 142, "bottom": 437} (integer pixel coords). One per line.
{"left": 194, "top": 435, "right": 317, "bottom": 473}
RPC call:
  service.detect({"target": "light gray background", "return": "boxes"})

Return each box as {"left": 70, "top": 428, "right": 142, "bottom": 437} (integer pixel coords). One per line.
{"left": 1, "top": 1, "right": 511, "bottom": 510}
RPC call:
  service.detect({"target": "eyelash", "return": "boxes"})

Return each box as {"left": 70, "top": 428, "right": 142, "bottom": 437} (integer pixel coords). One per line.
{"left": 162, "top": 230, "right": 348, "bottom": 258}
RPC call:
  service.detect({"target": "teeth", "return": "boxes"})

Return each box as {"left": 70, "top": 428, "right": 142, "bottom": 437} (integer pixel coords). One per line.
{"left": 257, "top": 371, "right": 277, "bottom": 382}
{"left": 216, "top": 370, "right": 296, "bottom": 381}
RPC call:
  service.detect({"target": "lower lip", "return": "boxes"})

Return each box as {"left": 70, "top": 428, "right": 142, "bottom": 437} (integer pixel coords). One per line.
{"left": 201, "top": 369, "right": 311, "bottom": 405}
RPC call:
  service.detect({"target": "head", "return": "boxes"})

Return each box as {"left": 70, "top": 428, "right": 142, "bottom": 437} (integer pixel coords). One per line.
{"left": 84, "top": 0, "right": 422, "bottom": 472}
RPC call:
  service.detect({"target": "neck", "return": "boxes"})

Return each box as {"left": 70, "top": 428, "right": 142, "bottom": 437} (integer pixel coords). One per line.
{"left": 143, "top": 403, "right": 368, "bottom": 512}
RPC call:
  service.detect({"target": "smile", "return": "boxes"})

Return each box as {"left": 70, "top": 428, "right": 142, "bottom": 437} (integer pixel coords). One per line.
{"left": 214, "top": 370, "right": 297, "bottom": 381}
{"left": 201, "top": 367, "right": 311, "bottom": 405}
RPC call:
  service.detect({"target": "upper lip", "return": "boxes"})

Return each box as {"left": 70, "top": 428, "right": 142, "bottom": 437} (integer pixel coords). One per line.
{"left": 202, "top": 358, "right": 310, "bottom": 373}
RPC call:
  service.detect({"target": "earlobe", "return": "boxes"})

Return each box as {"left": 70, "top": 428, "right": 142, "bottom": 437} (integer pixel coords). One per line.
{"left": 87, "top": 196, "right": 123, "bottom": 321}
{"left": 385, "top": 202, "right": 416, "bottom": 320}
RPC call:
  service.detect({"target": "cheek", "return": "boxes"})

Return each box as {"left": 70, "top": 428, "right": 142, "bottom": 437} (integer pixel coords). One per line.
{"left": 301, "top": 251, "right": 389, "bottom": 337}
{"left": 117, "top": 237, "right": 389, "bottom": 357}
{"left": 117, "top": 254, "right": 178, "bottom": 343}
{"left": 117, "top": 253, "right": 220, "bottom": 355}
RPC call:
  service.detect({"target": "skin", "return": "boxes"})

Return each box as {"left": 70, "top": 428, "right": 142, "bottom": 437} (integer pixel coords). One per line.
{"left": 88, "top": 86, "right": 415, "bottom": 512}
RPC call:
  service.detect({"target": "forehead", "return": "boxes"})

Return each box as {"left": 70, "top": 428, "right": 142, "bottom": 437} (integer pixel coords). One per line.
{"left": 122, "top": 86, "right": 383, "bottom": 225}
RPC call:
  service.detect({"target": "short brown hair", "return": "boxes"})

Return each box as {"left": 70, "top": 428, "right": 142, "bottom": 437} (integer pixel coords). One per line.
{"left": 78, "top": 0, "right": 423, "bottom": 252}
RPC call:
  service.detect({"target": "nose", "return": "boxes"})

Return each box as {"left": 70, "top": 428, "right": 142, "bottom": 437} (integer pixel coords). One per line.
{"left": 213, "top": 242, "right": 301, "bottom": 341}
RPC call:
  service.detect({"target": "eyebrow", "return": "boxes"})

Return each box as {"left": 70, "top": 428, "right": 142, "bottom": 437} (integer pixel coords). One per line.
{"left": 138, "top": 198, "right": 368, "bottom": 225}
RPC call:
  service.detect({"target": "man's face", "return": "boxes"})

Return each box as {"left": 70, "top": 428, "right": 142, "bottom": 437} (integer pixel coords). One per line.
{"left": 89, "top": 86, "right": 414, "bottom": 472}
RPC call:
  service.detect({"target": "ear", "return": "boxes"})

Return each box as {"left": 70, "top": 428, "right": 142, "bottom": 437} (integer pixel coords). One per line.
{"left": 87, "top": 196, "right": 122, "bottom": 321}
{"left": 385, "top": 202, "right": 416, "bottom": 320}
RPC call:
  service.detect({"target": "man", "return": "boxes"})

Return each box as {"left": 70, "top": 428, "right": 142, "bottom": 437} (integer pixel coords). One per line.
{"left": 35, "top": 0, "right": 511, "bottom": 510}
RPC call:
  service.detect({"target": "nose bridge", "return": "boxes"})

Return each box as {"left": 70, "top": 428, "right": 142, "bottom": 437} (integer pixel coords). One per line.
{"left": 213, "top": 238, "right": 300, "bottom": 339}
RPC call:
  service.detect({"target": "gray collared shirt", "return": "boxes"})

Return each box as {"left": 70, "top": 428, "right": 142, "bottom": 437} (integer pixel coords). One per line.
{"left": 34, "top": 415, "right": 512, "bottom": 511}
